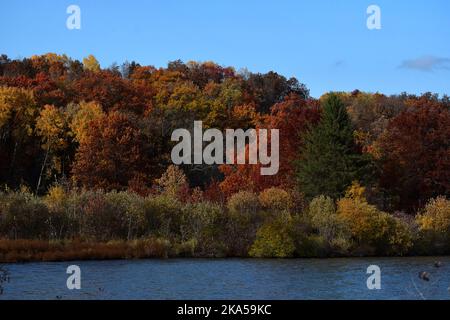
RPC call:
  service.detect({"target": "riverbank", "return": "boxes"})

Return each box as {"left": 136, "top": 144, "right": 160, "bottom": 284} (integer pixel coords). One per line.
{"left": 1, "top": 239, "right": 449, "bottom": 263}
{"left": 0, "top": 239, "right": 181, "bottom": 263}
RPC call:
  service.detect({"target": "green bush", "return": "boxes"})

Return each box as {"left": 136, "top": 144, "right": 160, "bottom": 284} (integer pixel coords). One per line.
{"left": 79, "top": 191, "right": 128, "bottom": 241}
{"left": 44, "top": 187, "right": 105, "bottom": 240}
{"left": 105, "top": 191, "right": 146, "bottom": 240}
{"left": 181, "top": 201, "right": 225, "bottom": 256}
{"left": 295, "top": 234, "right": 328, "bottom": 257}
{"left": 0, "top": 191, "right": 50, "bottom": 239}
{"left": 171, "top": 238, "right": 197, "bottom": 257}
{"left": 0, "top": 187, "right": 426, "bottom": 258}
{"left": 44, "top": 185, "right": 72, "bottom": 239}
{"left": 225, "top": 191, "right": 261, "bottom": 256}
{"left": 143, "top": 194, "right": 183, "bottom": 238}
{"left": 308, "top": 195, "right": 337, "bottom": 239}
{"left": 249, "top": 217, "right": 295, "bottom": 258}
{"left": 306, "top": 195, "right": 351, "bottom": 254}
{"left": 383, "top": 214, "right": 414, "bottom": 255}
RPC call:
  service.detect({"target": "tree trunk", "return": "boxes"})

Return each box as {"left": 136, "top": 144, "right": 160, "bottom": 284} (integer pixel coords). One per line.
{"left": 36, "top": 144, "right": 50, "bottom": 194}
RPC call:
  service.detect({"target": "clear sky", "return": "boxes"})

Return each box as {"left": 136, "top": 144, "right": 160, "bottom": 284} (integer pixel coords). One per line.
{"left": 1, "top": 0, "right": 449, "bottom": 97}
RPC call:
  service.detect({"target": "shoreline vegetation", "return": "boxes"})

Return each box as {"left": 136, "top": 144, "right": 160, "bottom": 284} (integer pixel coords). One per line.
{"left": 1, "top": 240, "right": 450, "bottom": 264}
{"left": 1, "top": 238, "right": 450, "bottom": 264}
{"left": 0, "top": 185, "right": 449, "bottom": 263}
{"left": 0, "top": 54, "right": 449, "bottom": 262}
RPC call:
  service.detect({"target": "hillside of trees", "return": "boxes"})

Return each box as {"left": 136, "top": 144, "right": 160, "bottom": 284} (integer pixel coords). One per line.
{"left": 0, "top": 53, "right": 449, "bottom": 261}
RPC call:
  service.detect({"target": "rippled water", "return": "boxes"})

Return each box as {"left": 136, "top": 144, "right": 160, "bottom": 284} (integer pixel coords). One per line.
{"left": 1, "top": 257, "right": 449, "bottom": 300}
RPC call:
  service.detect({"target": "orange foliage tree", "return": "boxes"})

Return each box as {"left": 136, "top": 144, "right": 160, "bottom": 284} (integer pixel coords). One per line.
{"left": 218, "top": 94, "right": 320, "bottom": 197}
{"left": 72, "top": 112, "right": 149, "bottom": 190}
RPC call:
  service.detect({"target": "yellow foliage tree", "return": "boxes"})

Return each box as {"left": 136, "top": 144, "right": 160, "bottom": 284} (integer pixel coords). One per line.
{"left": 156, "top": 165, "right": 188, "bottom": 198}
{"left": 35, "top": 105, "right": 69, "bottom": 192}
{"left": 68, "top": 101, "right": 104, "bottom": 143}
{"left": 0, "top": 87, "right": 36, "bottom": 138}
{"left": 44, "top": 185, "right": 67, "bottom": 211}
{"left": 82, "top": 54, "right": 101, "bottom": 72}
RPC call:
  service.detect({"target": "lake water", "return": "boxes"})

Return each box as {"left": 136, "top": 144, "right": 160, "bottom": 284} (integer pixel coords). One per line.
{"left": 1, "top": 257, "right": 449, "bottom": 300}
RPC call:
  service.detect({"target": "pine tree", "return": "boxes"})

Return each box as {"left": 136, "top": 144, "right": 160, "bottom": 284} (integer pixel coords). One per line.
{"left": 296, "top": 93, "right": 369, "bottom": 200}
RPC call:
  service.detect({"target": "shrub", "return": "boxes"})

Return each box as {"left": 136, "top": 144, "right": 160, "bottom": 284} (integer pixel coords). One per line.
{"left": 308, "top": 195, "right": 336, "bottom": 239}
{"left": 249, "top": 217, "right": 295, "bottom": 258}
{"left": 171, "top": 238, "right": 197, "bottom": 257}
{"left": 105, "top": 191, "right": 146, "bottom": 240}
{"left": 337, "top": 197, "right": 388, "bottom": 247}
{"left": 307, "top": 195, "right": 351, "bottom": 254}
{"left": 294, "top": 234, "right": 328, "bottom": 257}
{"left": 384, "top": 215, "right": 414, "bottom": 255}
{"left": 225, "top": 191, "right": 261, "bottom": 256}
{"left": 415, "top": 196, "right": 450, "bottom": 253}
{"left": 44, "top": 187, "right": 107, "bottom": 240}
{"left": 54, "top": 188, "right": 95, "bottom": 239}
{"left": 73, "top": 190, "right": 146, "bottom": 241}
{"left": 79, "top": 191, "right": 128, "bottom": 241}
{"left": 227, "top": 191, "right": 259, "bottom": 216}
{"left": 337, "top": 195, "right": 413, "bottom": 255}
{"left": 143, "top": 194, "right": 183, "bottom": 238}
{"left": 416, "top": 196, "right": 450, "bottom": 234}
{"left": 0, "top": 191, "right": 50, "bottom": 239}
{"left": 181, "top": 201, "right": 225, "bottom": 256}
{"left": 44, "top": 185, "right": 73, "bottom": 239}
{"left": 258, "top": 188, "right": 292, "bottom": 212}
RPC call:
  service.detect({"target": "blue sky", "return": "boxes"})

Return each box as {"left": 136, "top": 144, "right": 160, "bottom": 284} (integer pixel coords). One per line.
{"left": 0, "top": 0, "right": 449, "bottom": 97}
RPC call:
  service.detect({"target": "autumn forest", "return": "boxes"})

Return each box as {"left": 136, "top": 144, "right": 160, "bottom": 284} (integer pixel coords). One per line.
{"left": 0, "top": 53, "right": 449, "bottom": 261}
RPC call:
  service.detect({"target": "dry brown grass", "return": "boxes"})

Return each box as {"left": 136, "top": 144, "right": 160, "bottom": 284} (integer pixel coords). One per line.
{"left": 0, "top": 238, "right": 173, "bottom": 263}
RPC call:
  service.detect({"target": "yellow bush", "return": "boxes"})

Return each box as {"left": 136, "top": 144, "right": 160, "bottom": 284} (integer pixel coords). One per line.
{"left": 416, "top": 196, "right": 450, "bottom": 234}
{"left": 337, "top": 192, "right": 413, "bottom": 255}
{"left": 44, "top": 185, "right": 67, "bottom": 210}
{"left": 345, "top": 181, "right": 366, "bottom": 200}
{"left": 337, "top": 197, "right": 389, "bottom": 244}
{"left": 258, "top": 187, "right": 292, "bottom": 212}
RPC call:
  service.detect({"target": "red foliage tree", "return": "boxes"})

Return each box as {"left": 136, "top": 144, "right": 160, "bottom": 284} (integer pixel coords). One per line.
{"left": 0, "top": 73, "right": 70, "bottom": 107}
{"left": 72, "top": 70, "right": 153, "bottom": 114}
{"left": 219, "top": 94, "right": 320, "bottom": 197}
{"left": 72, "top": 112, "right": 148, "bottom": 190}
{"left": 378, "top": 103, "right": 450, "bottom": 211}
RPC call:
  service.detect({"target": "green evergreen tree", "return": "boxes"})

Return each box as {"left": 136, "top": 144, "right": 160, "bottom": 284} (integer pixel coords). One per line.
{"left": 296, "top": 93, "right": 369, "bottom": 200}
